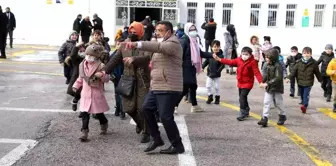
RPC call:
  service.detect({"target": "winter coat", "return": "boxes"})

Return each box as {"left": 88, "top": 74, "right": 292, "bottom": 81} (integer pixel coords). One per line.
{"left": 219, "top": 55, "right": 263, "bottom": 89}
{"left": 202, "top": 49, "right": 224, "bottom": 78}
{"left": 286, "top": 53, "right": 302, "bottom": 74}
{"left": 0, "top": 12, "right": 8, "bottom": 32}
{"left": 179, "top": 35, "right": 213, "bottom": 84}
{"left": 93, "top": 17, "right": 103, "bottom": 32}
{"left": 67, "top": 46, "right": 85, "bottom": 96}
{"left": 73, "top": 60, "right": 110, "bottom": 114}
{"left": 109, "top": 50, "right": 124, "bottom": 81}
{"left": 80, "top": 20, "right": 93, "bottom": 36}
{"left": 175, "top": 29, "right": 184, "bottom": 39}
{"left": 73, "top": 18, "right": 81, "bottom": 33}
{"left": 201, "top": 22, "right": 217, "bottom": 40}
{"left": 263, "top": 62, "right": 284, "bottom": 94}
{"left": 326, "top": 58, "right": 336, "bottom": 83}
{"left": 223, "top": 32, "right": 238, "bottom": 59}
{"left": 262, "top": 55, "right": 287, "bottom": 78}
{"left": 58, "top": 39, "right": 76, "bottom": 63}
{"left": 317, "top": 51, "right": 335, "bottom": 76}
{"left": 288, "top": 58, "right": 322, "bottom": 87}
{"left": 105, "top": 48, "right": 151, "bottom": 114}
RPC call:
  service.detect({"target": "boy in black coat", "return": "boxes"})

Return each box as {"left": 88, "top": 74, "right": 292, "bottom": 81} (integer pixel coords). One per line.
{"left": 202, "top": 40, "right": 224, "bottom": 104}
{"left": 317, "top": 44, "right": 334, "bottom": 102}
{"left": 286, "top": 46, "right": 302, "bottom": 97}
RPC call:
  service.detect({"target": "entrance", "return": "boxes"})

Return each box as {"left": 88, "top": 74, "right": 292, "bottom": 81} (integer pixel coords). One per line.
{"left": 130, "top": 7, "right": 162, "bottom": 23}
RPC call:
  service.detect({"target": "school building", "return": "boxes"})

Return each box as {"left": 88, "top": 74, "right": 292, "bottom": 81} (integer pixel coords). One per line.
{"left": 2, "top": 0, "right": 336, "bottom": 54}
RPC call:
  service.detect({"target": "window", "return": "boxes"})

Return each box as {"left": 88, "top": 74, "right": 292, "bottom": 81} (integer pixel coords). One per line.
{"left": 285, "top": 4, "right": 296, "bottom": 27}
{"left": 268, "top": 4, "right": 279, "bottom": 27}
{"left": 332, "top": 5, "right": 336, "bottom": 27}
{"left": 205, "top": 3, "right": 215, "bottom": 20}
{"left": 250, "top": 3, "right": 261, "bottom": 26}
{"left": 314, "top": 4, "right": 325, "bottom": 27}
{"left": 222, "top": 3, "right": 233, "bottom": 26}
{"left": 187, "top": 2, "right": 197, "bottom": 24}
{"left": 116, "top": 7, "right": 128, "bottom": 26}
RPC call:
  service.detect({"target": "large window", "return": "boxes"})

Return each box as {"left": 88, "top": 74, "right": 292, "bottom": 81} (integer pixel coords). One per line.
{"left": 222, "top": 3, "right": 233, "bottom": 26}
{"left": 116, "top": 7, "right": 128, "bottom": 26}
{"left": 267, "top": 4, "right": 279, "bottom": 27}
{"left": 285, "top": 4, "right": 296, "bottom": 27}
{"left": 187, "top": 2, "right": 197, "bottom": 24}
{"left": 205, "top": 3, "right": 215, "bottom": 20}
{"left": 250, "top": 3, "right": 261, "bottom": 26}
{"left": 314, "top": 4, "right": 326, "bottom": 27}
{"left": 332, "top": 5, "right": 336, "bottom": 27}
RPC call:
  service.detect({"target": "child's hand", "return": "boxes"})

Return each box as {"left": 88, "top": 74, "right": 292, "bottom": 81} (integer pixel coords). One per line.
{"left": 212, "top": 54, "right": 220, "bottom": 61}
{"left": 259, "top": 83, "right": 267, "bottom": 88}
{"left": 72, "top": 88, "right": 77, "bottom": 92}
{"left": 94, "top": 72, "right": 103, "bottom": 78}
{"left": 285, "top": 78, "right": 290, "bottom": 83}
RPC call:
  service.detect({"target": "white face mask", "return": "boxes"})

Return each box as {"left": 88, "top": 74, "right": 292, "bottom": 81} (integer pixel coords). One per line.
{"left": 303, "top": 56, "right": 311, "bottom": 61}
{"left": 85, "top": 55, "right": 95, "bottom": 62}
{"left": 157, "top": 38, "right": 164, "bottom": 42}
{"left": 189, "top": 31, "right": 198, "bottom": 37}
{"left": 242, "top": 55, "right": 250, "bottom": 61}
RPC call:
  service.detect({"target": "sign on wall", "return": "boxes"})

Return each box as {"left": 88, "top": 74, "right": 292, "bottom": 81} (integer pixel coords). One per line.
{"left": 302, "top": 9, "right": 309, "bottom": 27}
{"left": 46, "top": 0, "right": 73, "bottom": 5}
{"left": 46, "top": 0, "right": 52, "bottom": 4}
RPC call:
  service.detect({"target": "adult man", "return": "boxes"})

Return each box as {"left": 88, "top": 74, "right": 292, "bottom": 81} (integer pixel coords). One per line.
{"left": 5, "top": 7, "right": 15, "bottom": 48}
{"left": 142, "top": 16, "right": 154, "bottom": 41}
{"left": 80, "top": 16, "right": 93, "bottom": 44}
{"left": 0, "top": 6, "right": 8, "bottom": 58}
{"left": 201, "top": 17, "right": 217, "bottom": 52}
{"left": 73, "top": 14, "right": 82, "bottom": 33}
{"left": 92, "top": 13, "right": 103, "bottom": 32}
{"left": 122, "top": 21, "right": 185, "bottom": 154}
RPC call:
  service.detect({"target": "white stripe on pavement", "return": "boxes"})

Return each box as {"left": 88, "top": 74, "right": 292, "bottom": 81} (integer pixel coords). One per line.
{"left": 0, "top": 107, "right": 113, "bottom": 114}
{"left": 0, "top": 139, "right": 38, "bottom": 166}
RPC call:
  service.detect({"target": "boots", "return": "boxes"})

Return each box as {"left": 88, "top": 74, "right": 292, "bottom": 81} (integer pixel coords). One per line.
{"left": 214, "top": 96, "right": 220, "bottom": 104}
{"left": 257, "top": 117, "right": 268, "bottom": 127}
{"left": 79, "top": 129, "right": 89, "bottom": 142}
{"left": 277, "top": 115, "right": 287, "bottom": 125}
{"left": 71, "top": 98, "right": 78, "bottom": 111}
{"left": 120, "top": 111, "right": 126, "bottom": 120}
{"left": 206, "top": 95, "right": 213, "bottom": 104}
{"left": 326, "top": 95, "right": 331, "bottom": 102}
{"left": 100, "top": 123, "right": 108, "bottom": 135}
{"left": 114, "top": 106, "right": 120, "bottom": 116}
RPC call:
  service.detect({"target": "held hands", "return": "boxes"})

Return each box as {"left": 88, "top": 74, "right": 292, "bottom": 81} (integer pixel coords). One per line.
{"left": 212, "top": 54, "right": 221, "bottom": 61}
{"left": 259, "top": 83, "right": 268, "bottom": 88}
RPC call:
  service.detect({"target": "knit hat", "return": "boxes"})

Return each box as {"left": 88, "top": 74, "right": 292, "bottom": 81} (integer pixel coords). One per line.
{"left": 264, "top": 36, "right": 271, "bottom": 41}
{"left": 85, "top": 44, "right": 102, "bottom": 57}
{"left": 325, "top": 44, "right": 333, "bottom": 50}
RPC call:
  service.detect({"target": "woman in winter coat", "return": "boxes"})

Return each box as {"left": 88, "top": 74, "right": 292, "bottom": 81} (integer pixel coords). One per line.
{"left": 223, "top": 24, "right": 239, "bottom": 75}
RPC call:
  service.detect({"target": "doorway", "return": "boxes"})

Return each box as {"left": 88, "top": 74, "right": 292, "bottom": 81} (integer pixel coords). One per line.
{"left": 130, "top": 7, "right": 162, "bottom": 24}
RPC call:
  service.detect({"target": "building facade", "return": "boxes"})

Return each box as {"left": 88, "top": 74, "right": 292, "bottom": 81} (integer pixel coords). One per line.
{"left": 2, "top": 0, "right": 336, "bottom": 54}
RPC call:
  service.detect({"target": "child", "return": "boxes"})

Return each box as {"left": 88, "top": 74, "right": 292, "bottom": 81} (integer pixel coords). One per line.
{"left": 286, "top": 46, "right": 302, "bottom": 97}
{"left": 72, "top": 44, "right": 110, "bottom": 142}
{"left": 260, "top": 36, "right": 272, "bottom": 70}
{"left": 326, "top": 57, "right": 336, "bottom": 112}
{"left": 202, "top": 40, "right": 224, "bottom": 104}
{"left": 317, "top": 44, "right": 334, "bottom": 102}
{"left": 258, "top": 49, "right": 286, "bottom": 127}
{"left": 250, "top": 35, "right": 262, "bottom": 62}
{"left": 286, "top": 47, "right": 322, "bottom": 113}
{"left": 213, "top": 47, "right": 263, "bottom": 121}
{"left": 58, "top": 31, "right": 78, "bottom": 84}
{"left": 110, "top": 38, "right": 125, "bottom": 120}
{"left": 262, "top": 46, "right": 287, "bottom": 78}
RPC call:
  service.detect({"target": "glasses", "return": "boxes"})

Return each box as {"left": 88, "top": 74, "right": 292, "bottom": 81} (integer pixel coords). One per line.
{"left": 154, "top": 29, "right": 166, "bottom": 33}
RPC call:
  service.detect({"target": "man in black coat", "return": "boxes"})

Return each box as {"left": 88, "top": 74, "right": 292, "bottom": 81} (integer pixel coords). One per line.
{"left": 5, "top": 7, "right": 15, "bottom": 48}
{"left": 201, "top": 18, "right": 217, "bottom": 52}
{"left": 80, "top": 16, "right": 93, "bottom": 44}
{"left": 92, "top": 13, "right": 103, "bottom": 32}
{"left": 0, "top": 6, "right": 8, "bottom": 58}
{"left": 73, "top": 14, "right": 82, "bottom": 33}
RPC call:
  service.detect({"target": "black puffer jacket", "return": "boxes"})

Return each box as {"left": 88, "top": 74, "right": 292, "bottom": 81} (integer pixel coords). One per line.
{"left": 58, "top": 39, "right": 76, "bottom": 63}
{"left": 202, "top": 49, "right": 224, "bottom": 78}
{"left": 317, "top": 51, "right": 334, "bottom": 76}
{"left": 288, "top": 58, "right": 322, "bottom": 86}
{"left": 263, "top": 49, "right": 284, "bottom": 93}
{"left": 286, "top": 53, "right": 302, "bottom": 74}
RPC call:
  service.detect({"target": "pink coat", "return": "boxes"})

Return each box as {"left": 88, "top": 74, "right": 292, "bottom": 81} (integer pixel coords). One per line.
{"left": 73, "top": 60, "right": 110, "bottom": 114}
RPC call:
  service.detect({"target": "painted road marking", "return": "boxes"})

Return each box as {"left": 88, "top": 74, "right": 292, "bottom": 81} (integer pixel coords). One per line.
{"left": 130, "top": 119, "right": 163, "bottom": 127}
{"left": 317, "top": 108, "right": 336, "bottom": 120}
{"left": 0, "top": 70, "right": 63, "bottom": 76}
{"left": 0, "top": 139, "right": 38, "bottom": 166}
{"left": 0, "top": 60, "right": 59, "bottom": 66}
{"left": 10, "top": 50, "right": 35, "bottom": 57}
{"left": 0, "top": 107, "right": 115, "bottom": 115}
{"left": 197, "top": 96, "right": 332, "bottom": 166}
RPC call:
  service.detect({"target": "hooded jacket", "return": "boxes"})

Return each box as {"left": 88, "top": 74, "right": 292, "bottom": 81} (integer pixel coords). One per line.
{"left": 202, "top": 49, "right": 224, "bottom": 78}
{"left": 317, "top": 51, "right": 335, "bottom": 76}
{"left": 263, "top": 49, "right": 284, "bottom": 93}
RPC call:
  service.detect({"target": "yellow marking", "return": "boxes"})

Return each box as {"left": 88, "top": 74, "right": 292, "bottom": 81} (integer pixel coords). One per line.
{"left": 197, "top": 96, "right": 332, "bottom": 166}
{"left": 0, "top": 60, "right": 59, "bottom": 66}
{"left": 10, "top": 50, "right": 35, "bottom": 57}
{"left": 0, "top": 70, "right": 62, "bottom": 76}
{"left": 317, "top": 108, "right": 336, "bottom": 120}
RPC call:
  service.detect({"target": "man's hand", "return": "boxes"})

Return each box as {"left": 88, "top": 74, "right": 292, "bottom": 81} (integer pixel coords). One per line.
{"left": 76, "top": 41, "right": 84, "bottom": 47}
{"left": 123, "top": 57, "right": 134, "bottom": 66}
{"left": 120, "top": 42, "right": 137, "bottom": 50}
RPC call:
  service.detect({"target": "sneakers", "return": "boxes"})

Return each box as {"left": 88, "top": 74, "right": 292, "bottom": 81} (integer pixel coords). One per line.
{"left": 277, "top": 115, "right": 287, "bottom": 125}
{"left": 206, "top": 95, "right": 213, "bottom": 104}
{"left": 237, "top": 109, "right": 249, "bottom": 121}
{"left": 214, "top": 96, "right": 220, "bottom": 105}
{"left": 257, "top": 117, "right": 268, "bottom": 127}
{"left": 191, "top": 105, "right": 204, "bottom": 113}
{"left": 326, "top": 95, "right": 331, "bottom": 102}
{"left": 300, "top": 105, "right": 307, "bottom": 114}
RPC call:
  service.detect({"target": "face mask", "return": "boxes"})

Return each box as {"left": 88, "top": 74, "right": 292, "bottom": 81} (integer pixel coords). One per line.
{"left": 303, "top": 56, "right": 311, "bottom": 61}
{"left": 85, "top": 55, "right": 95, "bottom": 62}
{"left": 290, "top": 52, "right": 296, "bottom": 56}
{"left": 189, "top": 31, "right": 198, "bottom": 37}
{"left": 79, "top": 52, "right": 86, "bottom": 58}
{"left": 157, "top": 38, "right": 163, "bottom": 42}
{"left": 128, "top": 34, "right": 138, "bottom": 42}
{"left": 242, "top": 55, "right": 250, "bottom": 61}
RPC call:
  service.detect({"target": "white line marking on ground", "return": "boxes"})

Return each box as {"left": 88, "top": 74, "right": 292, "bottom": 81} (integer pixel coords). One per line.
{"left": 0, "top": 139, "right": 38, "bottom": 166}
{"left": 129, "top": 119, "right": 163, "bottom": 127}
{"left": 175, "top": 115, "right": 197, "bottom": 166}
{"left": 0, "top": 107, "right": 114, "bottom": 114}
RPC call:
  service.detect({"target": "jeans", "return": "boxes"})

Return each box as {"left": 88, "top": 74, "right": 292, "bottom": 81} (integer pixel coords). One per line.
{"left": 6, "top": 28, "right": 13, "bottom": 47}
{"left": 176, "top": 83, "right": 198, "bottom": 106}
{"left": 321, "top": 76, "right": 332, "bottom": 95}
{"left": 142, "top": 91, "right": 183, "bottom": 147}
{"left": 299, "top": 85, "right": 312, "bottom": 108}
{"left": 239, "top": 88, "right": 251, "bottom": 116}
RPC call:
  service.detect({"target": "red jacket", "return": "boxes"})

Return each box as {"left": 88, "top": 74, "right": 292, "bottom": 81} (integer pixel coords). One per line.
{"left": 220, "top": 56, "right": 262, "bottom": 89}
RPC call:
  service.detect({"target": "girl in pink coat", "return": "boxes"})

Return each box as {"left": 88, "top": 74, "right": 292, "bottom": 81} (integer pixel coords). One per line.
{"left": 73, "top": 44, "right": 110, "bottom": 142}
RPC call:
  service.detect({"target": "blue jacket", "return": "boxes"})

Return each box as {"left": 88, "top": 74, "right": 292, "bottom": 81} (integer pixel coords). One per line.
{"left": 176, "top": 29, "right": 184, "bottom": 39}
{"left": 109, "top": 50, "right": 124, "bottom": 80}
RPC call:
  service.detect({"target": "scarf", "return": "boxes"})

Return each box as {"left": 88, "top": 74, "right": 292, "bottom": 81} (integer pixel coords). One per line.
{"left": 189, "top": 36, "right": 202, "bottom": 73}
